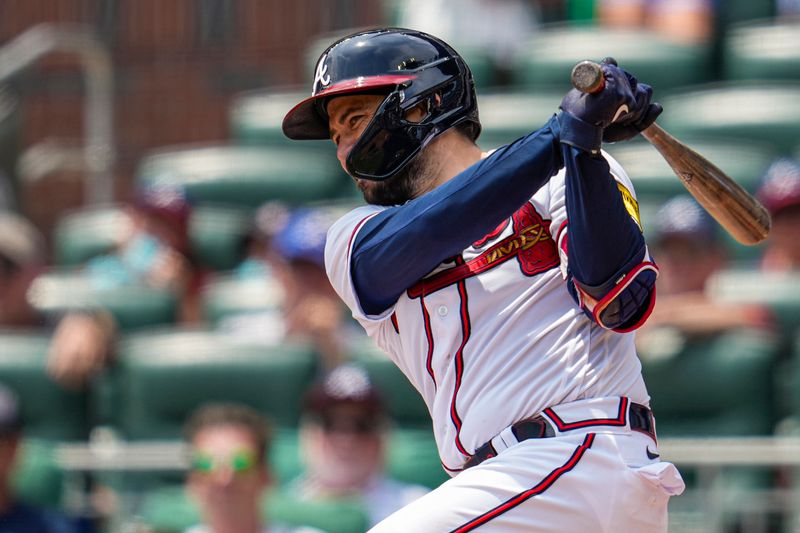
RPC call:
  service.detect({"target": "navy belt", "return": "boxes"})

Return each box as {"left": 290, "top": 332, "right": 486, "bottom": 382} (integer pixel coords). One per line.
{"left": 463, "top": 402, "right": 656, "bottom": 470}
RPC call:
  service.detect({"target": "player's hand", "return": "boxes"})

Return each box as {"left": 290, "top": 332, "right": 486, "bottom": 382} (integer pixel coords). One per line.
{"left": 601, "top": 66, "right": 662, "bottom": 143}
{"left": 559, "top": 60, "right": 660, "bottom": 136}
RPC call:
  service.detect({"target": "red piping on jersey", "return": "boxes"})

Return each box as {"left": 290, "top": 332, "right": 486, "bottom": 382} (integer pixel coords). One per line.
{"left": 407, "top": 221, "right": 558, "bottom": 298}
{"left": 472, "top": 219, "right": 509, "bottom": 248}
{"left": 543, "top": 397, "right": 629, "bottom": 431}
{"left": 347, "top": 213, "right": 379, "bottom": 257}
{"left": 420, "top": 297, "right": 436, "bottom": 388}
{"left": 449, "top": 256, "right": 471, "bottom": 458}
{"left": 450, "top": 433, "right": 596, "bottom": 532}
{"left": 441, "top": 461, "right": 463, "bottom": 474}
{"left": 390, "top": 312, "right": 400, "bottom": 334}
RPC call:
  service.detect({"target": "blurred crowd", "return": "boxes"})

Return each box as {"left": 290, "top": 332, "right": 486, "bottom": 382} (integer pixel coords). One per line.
{"left": 0, "top": 0, "right": 797, "bottom": 532}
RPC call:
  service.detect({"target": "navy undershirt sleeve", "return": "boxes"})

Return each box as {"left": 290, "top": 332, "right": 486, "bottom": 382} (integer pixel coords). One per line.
{"left": 561, "top": 145, "right": 646, "bottom": 295}
{"left": 352, "top": 115, "right": 565, "bottom": 315}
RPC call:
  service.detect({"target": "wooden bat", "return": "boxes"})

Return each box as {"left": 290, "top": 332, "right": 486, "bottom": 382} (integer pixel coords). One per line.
{"left": 570, "top": 60, "right": 771, "bottom": 246}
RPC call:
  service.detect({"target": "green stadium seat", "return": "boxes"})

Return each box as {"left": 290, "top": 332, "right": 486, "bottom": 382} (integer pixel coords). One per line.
{"left": 0, "top": 330, "right": 88, "bottom": 440}
{"left": 707, "top": 269, "right": 800, "bottom": 337}
{"left": 350, "top": 339, "right": 431, "bottom": 429}
{"left": 230, "top": 89, "right": 334, "bottom": 149}
{"left": 137, "top": 145, "right": 349, "bottom": 208}
{"left": 200, "top": 272, "right": 284, "bottom": 328}
{"left": 639, "top": 328, "right": 780, "bottom": 437}
{"left": 513, "top": 25, "right": 710, "bottom": 93}
{"left": 53, "top": 204, "right": 131, "bottom": 267}
{"left": 26, "top": 270, "right": 179, "bottom": 331}
{"left": 659, "top": 83, "right": 800, "bottom": 155}
{"left": 723, "top": 19, "right": 800, "bottom": 81}
{"left": 112, "top": 328, "right": 318, "bottom": 439}
{"left": 54, "top": 203, "right": 255, "bottom": 271}
{"left": 386, "top": 428, "right": 447, "bottom": 490}
{"left": 11, "top": 439, "right": 64, "bottom": 508}
{"left": 188, "top": 205, "right": 252, "bottom": 271}
{"left": 476, "top": 90, "right": 563, "bottom": 150}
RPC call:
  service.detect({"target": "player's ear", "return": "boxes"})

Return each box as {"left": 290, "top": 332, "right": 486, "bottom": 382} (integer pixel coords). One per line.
{"left": 404, "top": 93, "right": 442, "bottom": 123}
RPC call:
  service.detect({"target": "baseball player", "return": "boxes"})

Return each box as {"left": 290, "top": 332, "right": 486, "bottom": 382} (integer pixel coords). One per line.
{"left": 282, "top": 28, "right": 685, "bottom": 532}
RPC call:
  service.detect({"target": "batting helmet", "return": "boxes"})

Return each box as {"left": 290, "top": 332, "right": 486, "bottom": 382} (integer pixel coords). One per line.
{"left": 282, "top": 28, "right": 481, "bottom": 181}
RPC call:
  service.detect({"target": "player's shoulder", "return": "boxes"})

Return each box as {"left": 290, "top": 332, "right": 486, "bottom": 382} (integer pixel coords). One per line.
{"left": 327, "top": 205, "right": 384, "bottom": 246}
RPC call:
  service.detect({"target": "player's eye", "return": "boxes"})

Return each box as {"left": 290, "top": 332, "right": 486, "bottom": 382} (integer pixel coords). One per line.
{"left": 348, "top": 114, "right": 366, "bottom": 129}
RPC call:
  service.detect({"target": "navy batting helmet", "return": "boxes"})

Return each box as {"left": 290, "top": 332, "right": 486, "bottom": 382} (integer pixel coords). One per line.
{"left": 282, "top": 28, "right": 480, "bottom": 181}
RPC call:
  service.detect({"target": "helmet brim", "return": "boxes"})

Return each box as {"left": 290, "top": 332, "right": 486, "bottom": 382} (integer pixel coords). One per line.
{"left": 282, "top": 74, "right": 416, "bottom": 140}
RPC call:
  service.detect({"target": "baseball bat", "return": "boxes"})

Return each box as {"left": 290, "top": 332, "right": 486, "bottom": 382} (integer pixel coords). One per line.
{"left": 570, "top": 60, "right": 771, "bottom": 246}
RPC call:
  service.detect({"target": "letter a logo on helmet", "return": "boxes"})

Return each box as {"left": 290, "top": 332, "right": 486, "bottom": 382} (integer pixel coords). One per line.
{"left": 313, "top": 53, "right": 331, "bottom": 92}
{"left": 282, "top": 28, "right": 481, "bottom": 181}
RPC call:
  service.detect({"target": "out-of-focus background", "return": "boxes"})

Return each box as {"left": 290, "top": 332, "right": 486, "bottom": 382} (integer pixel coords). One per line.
{"left": 0, "top": 1, "right": 798, "bottom": 532}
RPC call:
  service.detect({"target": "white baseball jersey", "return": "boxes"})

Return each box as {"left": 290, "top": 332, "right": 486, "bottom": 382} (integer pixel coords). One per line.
{"left": 325, "top": 153, "right": 651, "bottom": 473}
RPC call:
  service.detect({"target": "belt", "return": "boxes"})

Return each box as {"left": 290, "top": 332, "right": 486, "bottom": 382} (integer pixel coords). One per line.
{"left": 463, "top": 401, "right": 656, "bottom": 470}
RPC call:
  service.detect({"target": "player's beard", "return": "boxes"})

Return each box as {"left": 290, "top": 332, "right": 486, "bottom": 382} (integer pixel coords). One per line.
{"left": 357, "top": 150, "right": 433, "bottom": 206}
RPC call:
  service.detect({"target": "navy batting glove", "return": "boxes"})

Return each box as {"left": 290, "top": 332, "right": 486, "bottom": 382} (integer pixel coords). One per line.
{"left": 558, "top": 63, "right": 638, "bottom": 154}
{"left": 602, "top": 70, "right": 663, "bottom": 143}
{"left": 559, "top": 63, "right": 637, "bottom": 129}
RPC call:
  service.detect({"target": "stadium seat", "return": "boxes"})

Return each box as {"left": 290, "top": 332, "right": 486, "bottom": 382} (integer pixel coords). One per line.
{"left": 111, "top": 328, "right": 318, "bottom": 439}
{"left": 26, "top": 270, "right": 179, "bottom": 331}
{"left": 0, "top": 330, "right": 89, "bottom": 440}
{"left": 200, "top": 271, "right": 284, "bottom": 328}
{"left": 229, "top": 89, "right": 335, "bottom": 149}
{"left": 11, "top": 439, "right": 64, "bottom": 508}
{"left": 188, "top": 205, "right": 253, "bottom": 271}
{"left": 53, "top": 203, "right": 254, "bottom": 271}
{"left": 349, "top": 339, "right": 431, "bottom": 429}
{"left": 658, "top": 83, "right": 800, "bottom": 155}
{"left": 475, "top": 90, "right": 563, "bottom": 150}
{"left": 387, "top": 428, "right": 448, "bottom": 489}
{"left": 53, "top": 204, "right": 131, "bottom": 267}
{"left": 136, "top": 145, "right": 349, "bottom": 207}
{"left": 513, "top": 25, "right": 710, "bottom": 93}
{"left": 723, "top": 19, "right": 800, "bottom": 81}
{"left": 639, "top": 328, "right": 780, "bottom": 437}
{"left": 706, "top": 269, "right": 800, "bottom": 337}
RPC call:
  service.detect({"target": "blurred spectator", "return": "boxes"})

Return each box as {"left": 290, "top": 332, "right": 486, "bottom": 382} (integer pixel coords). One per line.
{"left": 757, "top": 158, "right": 800, "bottom": 273}
{"left": 47, "top": 185, "right": 200, "bottom": 389}
{"left": 0, "top": 210, "right": 46, "bottom": 327}
{"left": 639, "top": 196, "right": 771, "bottom": 339}
{"left": 183, "top": 403, "right": 320, "bottom": 533}
{"left": 218, "top": 205, "right": 354, "bottom": 370}
{"left": 597, "top": 0, "right": 713, "bottom": 43}
{"left": 0, "top": 383, "right": 80, "bottom": 532}
{"left": 290, "top": 365, "right": 429, "bottom": 528}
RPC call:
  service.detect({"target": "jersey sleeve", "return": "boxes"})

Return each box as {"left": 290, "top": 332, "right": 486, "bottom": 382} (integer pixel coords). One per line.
{"left": 324, "top": 205, "right": 396, "bottom": 325}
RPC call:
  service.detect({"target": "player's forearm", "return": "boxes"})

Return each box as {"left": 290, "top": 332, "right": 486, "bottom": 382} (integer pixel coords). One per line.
{"left": 562, "top": 147, "right": 646, "bottom": 289}
{"left": 352, "top": 116, "right": 566, "bottom": 315}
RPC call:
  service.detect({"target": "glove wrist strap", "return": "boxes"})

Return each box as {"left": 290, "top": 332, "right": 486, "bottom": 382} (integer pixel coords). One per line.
{"left": 557, "top": 111, "right": 603, "bottom": 156}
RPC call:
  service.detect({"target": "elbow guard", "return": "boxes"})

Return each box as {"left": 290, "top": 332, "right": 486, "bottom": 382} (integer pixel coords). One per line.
{"left": 573, "top": 260, "right": 658, "bottom": 332}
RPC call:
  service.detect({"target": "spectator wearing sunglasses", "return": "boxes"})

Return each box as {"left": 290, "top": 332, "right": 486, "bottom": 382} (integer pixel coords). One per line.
{"left": 291, "top": 365, "right": 429, "bottom": 528}
{"left": 184, "top": 403, "right": 320, "bottom": 533}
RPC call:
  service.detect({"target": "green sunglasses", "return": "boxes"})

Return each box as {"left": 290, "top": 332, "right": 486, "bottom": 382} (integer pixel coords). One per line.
{"left": 191, "top": 449, "right": 258, "bottom": 474}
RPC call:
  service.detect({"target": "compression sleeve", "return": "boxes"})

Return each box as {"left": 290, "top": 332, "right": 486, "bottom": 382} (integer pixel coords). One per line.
{"left": 352, "top": 115, "right": 566, "bottom": 315}
{"left": 561, "top": 145, "right": 656, "bottom": 329}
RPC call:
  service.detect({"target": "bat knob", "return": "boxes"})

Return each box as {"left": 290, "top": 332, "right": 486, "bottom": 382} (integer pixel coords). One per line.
{"left": 571, "top": 60, "right": 604, "bottom": 94}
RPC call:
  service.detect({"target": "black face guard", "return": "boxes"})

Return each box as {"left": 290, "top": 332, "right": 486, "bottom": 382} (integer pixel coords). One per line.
{"left": 345, "top": 57, "right": 476, "bottom": 181}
